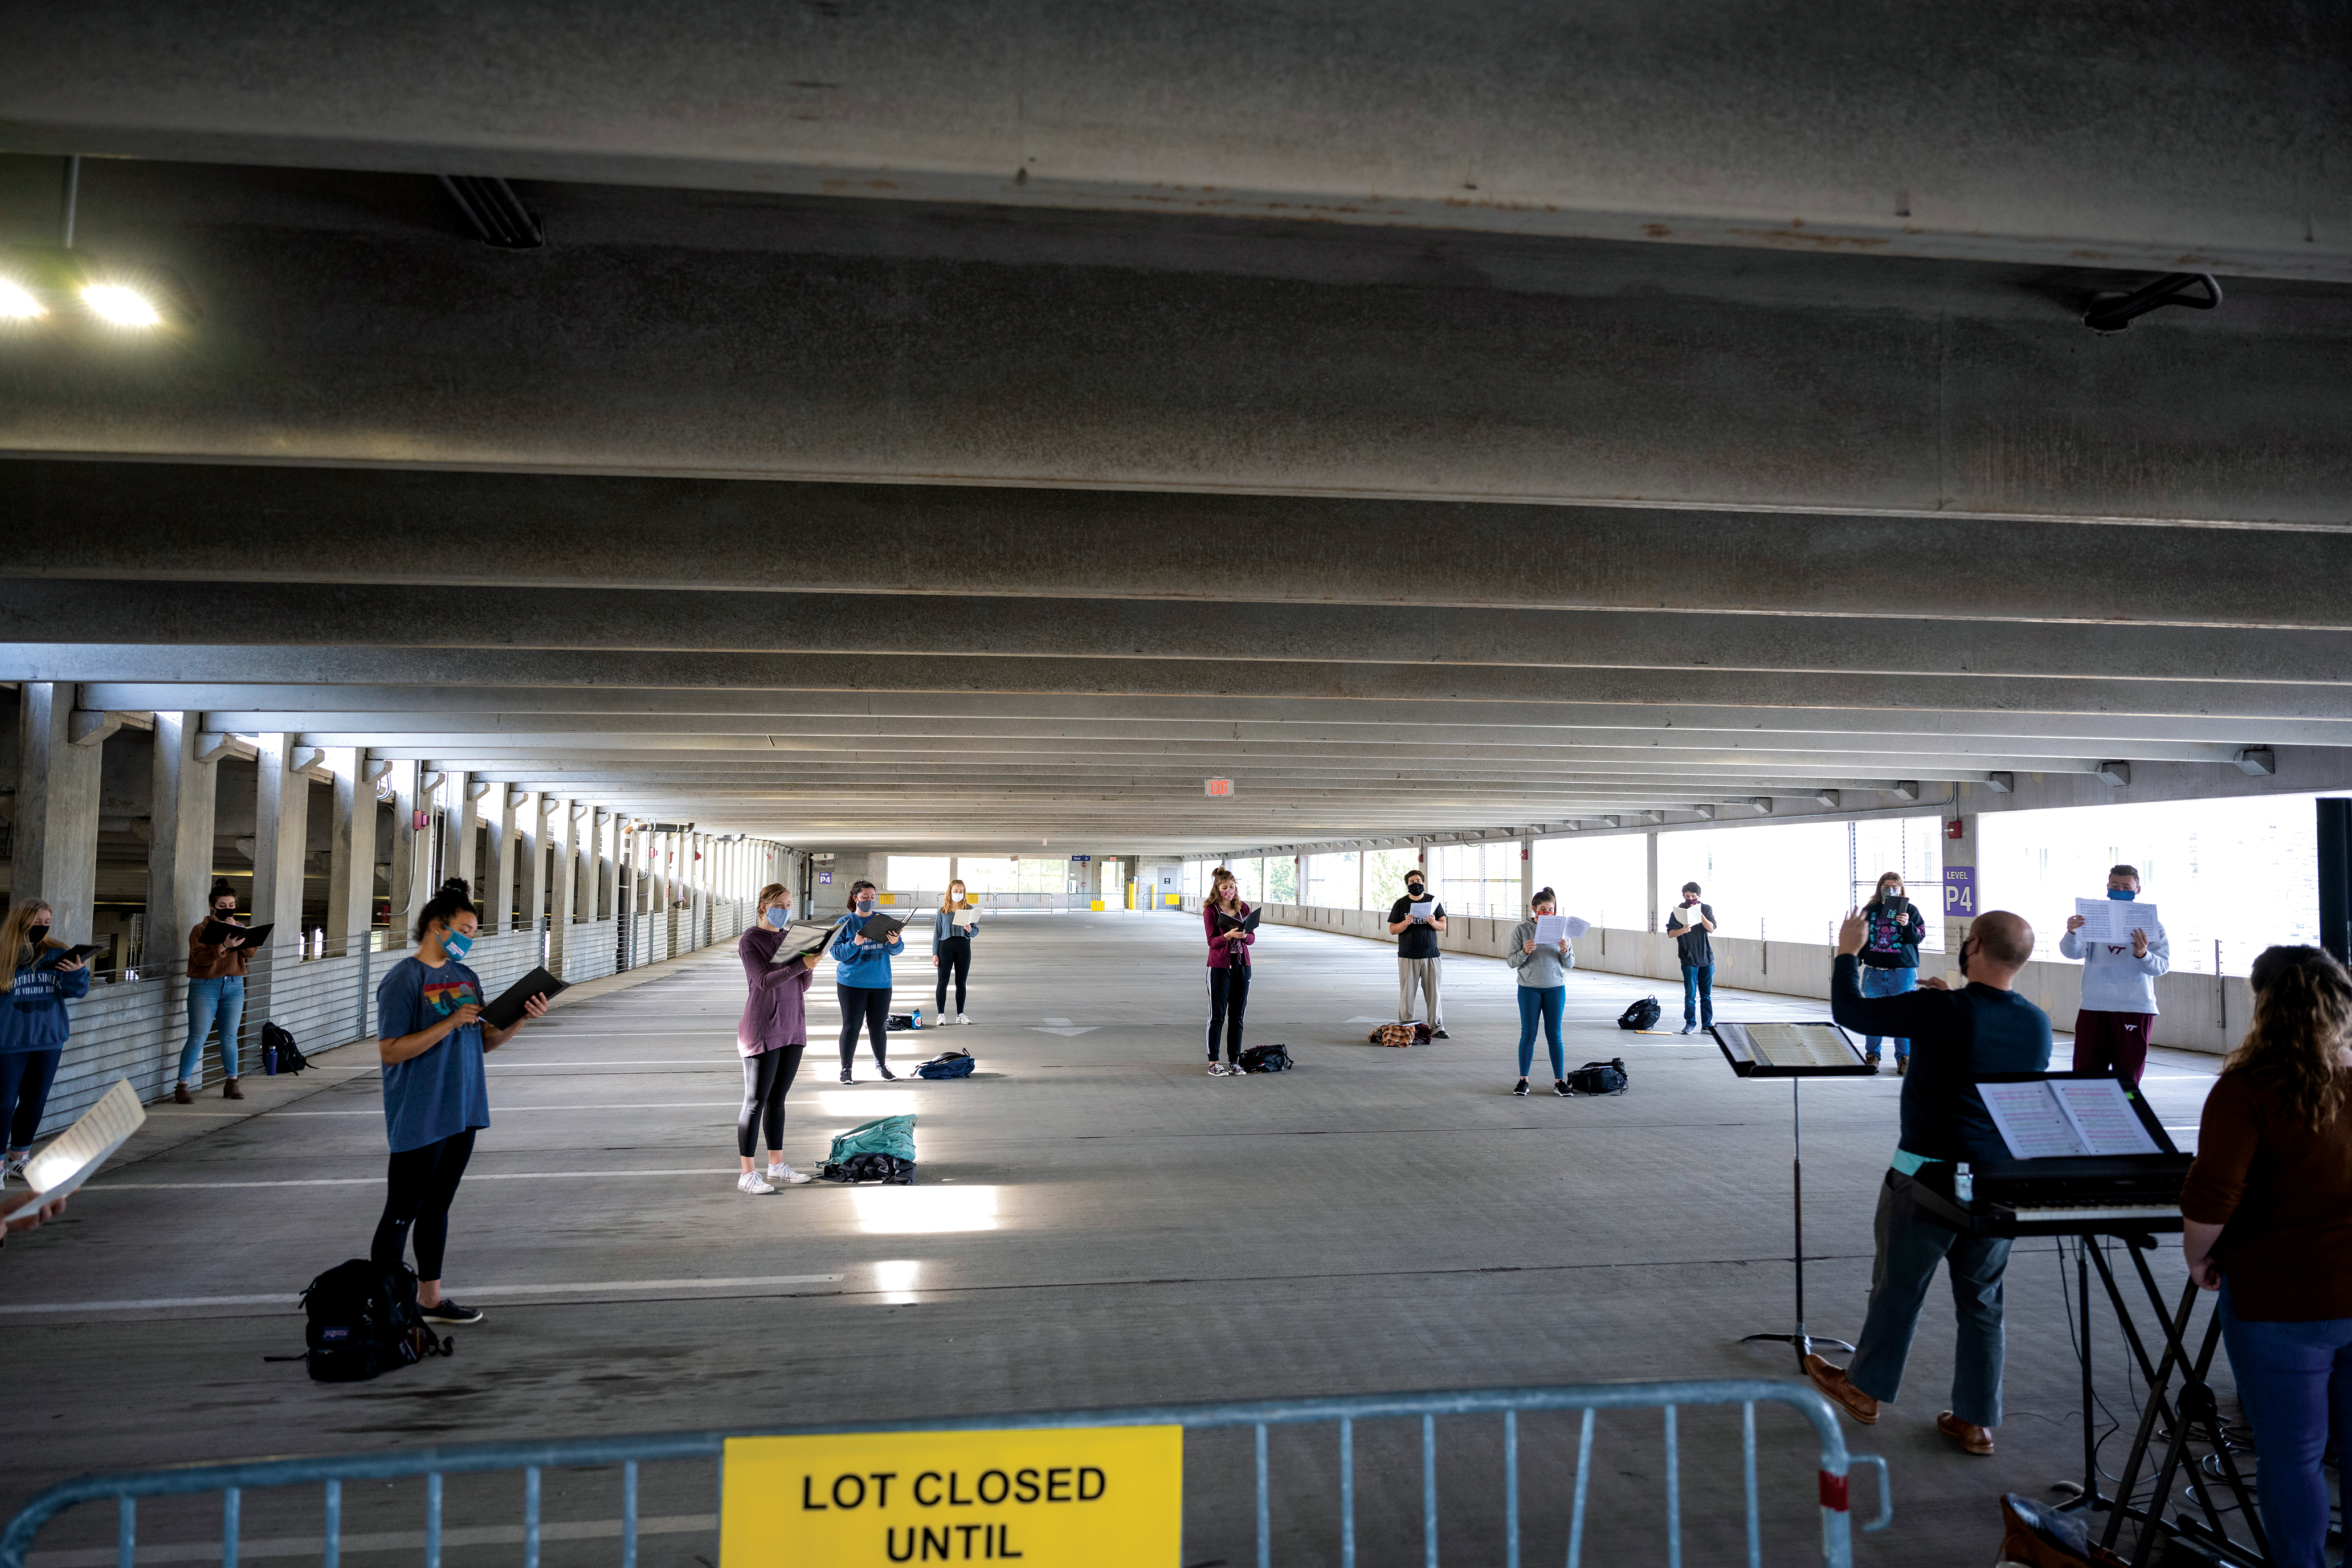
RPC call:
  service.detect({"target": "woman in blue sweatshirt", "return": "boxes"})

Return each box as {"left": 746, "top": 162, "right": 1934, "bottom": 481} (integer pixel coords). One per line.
{"left": 831, "top": 879, "right": 905, "bottom": 1083}
{"left": 1, "top": 899, "right": 91, "bottom": 1183}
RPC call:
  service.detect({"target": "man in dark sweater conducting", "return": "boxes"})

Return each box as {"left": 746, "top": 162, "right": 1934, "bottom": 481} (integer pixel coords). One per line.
{"left": 1806, "top": 906, "right": 2052, "bottom": 1457}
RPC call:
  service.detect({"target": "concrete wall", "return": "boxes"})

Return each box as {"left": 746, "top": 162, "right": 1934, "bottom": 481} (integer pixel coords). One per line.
{"left": 1233, "top": 900, "right": 2249, "bottom": 1056}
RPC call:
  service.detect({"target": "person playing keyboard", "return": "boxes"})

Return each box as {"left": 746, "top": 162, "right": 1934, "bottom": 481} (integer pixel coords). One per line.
{"left": 1807, "top": 908, "right": 2053, "bottom": 1457}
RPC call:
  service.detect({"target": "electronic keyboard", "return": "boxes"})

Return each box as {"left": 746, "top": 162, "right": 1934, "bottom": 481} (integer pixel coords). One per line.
{"left": 1910, "top": 1154, "right": 2192, "bottom": 1238}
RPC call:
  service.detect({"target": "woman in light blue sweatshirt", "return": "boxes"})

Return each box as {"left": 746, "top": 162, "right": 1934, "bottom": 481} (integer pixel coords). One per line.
{"left": 1506, "top": 887, "right": 1576, "bottom": 1097}
{"left": 830, "top": 879, "right": 905, "bottom": 1083}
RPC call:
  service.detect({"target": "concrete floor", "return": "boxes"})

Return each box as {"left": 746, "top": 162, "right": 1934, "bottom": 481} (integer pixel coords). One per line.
{"left": 5, "top": 914, "right": 2231, "bottom": 1567}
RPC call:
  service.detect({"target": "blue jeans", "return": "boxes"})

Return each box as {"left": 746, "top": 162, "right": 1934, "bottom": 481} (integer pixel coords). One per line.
{"left": 1516, "top": 985, "right": 1565, "bottom": 1079}
{"left": 2218, "top": 1281, "right": 2352, "bottom": 1568}
{"left": 1681, "top": 963, "right": 1713, "bottom": 1027}
{"left": 179, "top": 975, "right": 245, "bottom": 1083}
{"left": 1858, "top": 964, "right": 1916, "bottom": 1057}
{"left": 1847, "top": 1170, "right": 2012, "bottom": 1427}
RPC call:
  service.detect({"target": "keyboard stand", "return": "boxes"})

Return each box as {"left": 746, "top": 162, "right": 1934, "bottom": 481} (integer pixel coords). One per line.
{"left": 2064, "top": 1234, "right": 2270, "bottom": 1567}
{"left": 1736, "top": 1076, "right": 1856, "bottom": 1366}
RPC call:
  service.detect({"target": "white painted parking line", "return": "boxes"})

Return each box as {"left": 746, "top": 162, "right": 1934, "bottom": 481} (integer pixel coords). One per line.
{"left": 0, "top": 1275, "right": 845, "bottom": 1316}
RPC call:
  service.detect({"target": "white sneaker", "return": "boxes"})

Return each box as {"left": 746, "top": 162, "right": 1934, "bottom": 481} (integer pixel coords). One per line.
{"left": 737, "top": 1170, "right": 776, "bottom": 1194}
{"left": 956, "top": 1014, "right": 973, "bottom": 1026}
{"left": 767, "top": 1163, "right": 813, "bottom": 1186}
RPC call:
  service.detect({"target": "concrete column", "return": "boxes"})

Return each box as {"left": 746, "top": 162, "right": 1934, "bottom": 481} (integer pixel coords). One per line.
{"left": 485, "top": 790, "right": 518, "bottom": 932}
{"left": 1355, "top": 848, "right": 1367, "bottom": 913}
{"left": 518, "top": 794, "right": 548, "bottom": 933}
{"left": 148, "top": 712, "right": 223, "bottom": 969}
{"left": 14, "top": 682, "right": 103, "bottom": 941}
{"left": 1942, "top": 805, "right": 1981, "bottom": 973}
{"left": 1645, "top": 830, "right": 1661, "bottom": 933}
{"left": 1520, "top": 836, "right": 1534, "bottom": 910}
{"left": 455, "top": 775, "right": 487, "bottom": 888}
{"left": 247, "top": 733, "right": 312, "bottom": 1046}
{"left": 387, "top": 760, "right": 431, "bottom": 941}
{"left": 321, "top": 746, "right": 370, "bottom": 954}
{"left": 435, "top": 770, "right": 469, "bottom": 885}
{"left": 548, "top": 799, "right": 579, "bottom": 970}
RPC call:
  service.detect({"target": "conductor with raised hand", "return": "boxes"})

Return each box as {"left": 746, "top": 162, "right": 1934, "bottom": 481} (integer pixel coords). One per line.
{"left": 1807, "top": 906, "right": 2051, "bottom": 1458}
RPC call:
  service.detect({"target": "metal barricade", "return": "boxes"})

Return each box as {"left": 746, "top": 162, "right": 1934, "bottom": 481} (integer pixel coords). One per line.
{"left": 0, "top": 1380, "right": 1888, "bottom": 1568}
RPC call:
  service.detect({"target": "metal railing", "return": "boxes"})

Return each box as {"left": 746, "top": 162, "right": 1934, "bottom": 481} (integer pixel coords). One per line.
{"left": 1, "top": 1380, "right": 1887, "bottom": 1568}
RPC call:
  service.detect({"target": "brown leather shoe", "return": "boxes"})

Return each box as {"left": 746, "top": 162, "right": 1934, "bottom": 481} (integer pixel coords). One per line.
{"left": 1937, "top": 1412, "right": 1994, "bottom": 1455}
{"left": 1803, "top": 1353, "right": 1879, "bottom": 1425}
{"left": 173, "top": 1081, "right": 194, "bottom": 1105}
{"left": 223, "top": 1077, "right": 244, "bottom": 1100}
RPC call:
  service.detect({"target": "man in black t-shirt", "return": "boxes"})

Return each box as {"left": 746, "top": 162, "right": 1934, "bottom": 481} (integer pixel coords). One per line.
{"left": 1664, "top": 881, "right": 1716, "bottom": 1034}
{"left": 1386, "top": 868, "right": 1449, "bottom": 1038}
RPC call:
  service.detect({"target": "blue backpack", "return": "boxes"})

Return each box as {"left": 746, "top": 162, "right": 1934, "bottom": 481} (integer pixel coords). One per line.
{"left": 915, "top": 1050, "right": 976, "bottom": 1080}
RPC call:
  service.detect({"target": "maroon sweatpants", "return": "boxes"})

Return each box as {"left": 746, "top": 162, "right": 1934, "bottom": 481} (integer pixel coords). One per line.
{"left": 2071, "top": 1010, "right": 2155, "bottom": 1085}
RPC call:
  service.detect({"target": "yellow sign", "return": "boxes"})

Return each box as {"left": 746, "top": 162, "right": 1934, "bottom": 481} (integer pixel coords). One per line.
{"left": 721, "top": 1426, "right": 1181, "bottom": 1567}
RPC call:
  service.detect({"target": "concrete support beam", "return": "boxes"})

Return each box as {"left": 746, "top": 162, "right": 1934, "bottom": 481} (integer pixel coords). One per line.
{"left": 549, "top": 799, "right": 579, "bottom": 971}
{"left": 385, "top": 760, "right": 429, "bottom": 944}
{"left": 518, "top": 794, "right": 549, "bottom": 933}
{"left": 322, "top": 746, "right": 371, "bottom": 952}
{"left": 437, "top": 769, "right": 472, "bottom": 889}
{"left": 14, "top": 683, "right": 101, "bottom": 941}
{"left": 148, "top": 711, "right": 221, "bottom": 967}
{"left": 247, "top": 732, "right": 312, "bottom": 1039}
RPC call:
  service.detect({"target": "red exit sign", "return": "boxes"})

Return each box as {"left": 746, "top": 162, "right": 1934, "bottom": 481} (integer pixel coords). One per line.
{"left": 1205, "top": 778, "right": 1234, "bottom": 797}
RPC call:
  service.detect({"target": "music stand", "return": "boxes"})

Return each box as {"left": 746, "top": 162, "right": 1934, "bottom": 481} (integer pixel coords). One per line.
{"left": 1713, "top": 1021, "right": 1877, "bottom": 1366}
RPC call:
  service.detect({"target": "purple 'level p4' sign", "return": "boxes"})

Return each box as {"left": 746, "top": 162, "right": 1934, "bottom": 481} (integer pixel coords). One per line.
{"left": 818, "top": 871, "right": 832, "bottom": 885}
{"left": 1943, "top": 866, "right": 1975, "bottom": 918}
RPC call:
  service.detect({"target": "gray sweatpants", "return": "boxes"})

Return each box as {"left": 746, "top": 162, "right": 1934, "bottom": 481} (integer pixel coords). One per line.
{"left": 1846, "top": 1170, "right": 2012, "bottom": 1427}
{"left": 1397, "top": 956, "right": 1443, "bottom": 1026}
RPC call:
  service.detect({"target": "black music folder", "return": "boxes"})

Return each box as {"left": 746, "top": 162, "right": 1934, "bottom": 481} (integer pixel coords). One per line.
{"left": 857, "top": 913, "right": 906, "bottom": 943}
{"left": 1214, "top": 908, "right": 1262, "bottom": 934}
{"left": 481, "top": 967, "right": 567, "bottom": 1030}
{"left": 199, "top": 920, "right": 273, "bottom": 949}
{"left": 37, "top": 944, "right": 107, "bottom": 969}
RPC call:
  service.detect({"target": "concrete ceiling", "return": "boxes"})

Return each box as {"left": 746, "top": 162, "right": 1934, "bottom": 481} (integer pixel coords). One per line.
{"left": 2, "top": 6, "right": 2347, "bottom": 853}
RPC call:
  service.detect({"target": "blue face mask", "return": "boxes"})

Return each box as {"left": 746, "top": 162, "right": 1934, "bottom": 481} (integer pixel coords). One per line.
{"left": 765, "top": 905, "right": 790, "bottom": 929}
{"left": 2106, "top": 887, "right": 2137, "bottom": 901}
{"left": 856, "top": 897, "right": 876, "bottom": 913}
{"left": 440, "top": 929, "right": 475, "bottom": 962}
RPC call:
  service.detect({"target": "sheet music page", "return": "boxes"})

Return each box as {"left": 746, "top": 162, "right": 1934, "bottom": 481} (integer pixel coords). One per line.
{"left": 20, "top": 1079, "right": 146, "bottom": 1202}
{"left": 2074, "top": 898, "right": 2159, "bottom": 945}
{"left": 1532, "top": 914, "right": 1570, "bottom": 944}
{"left": 2051, "top": 1079, "right": 2163, "bottom": 1155}
{"left": 1979, "top": 1080, "right": 2088, "bottom": 1159}
{"left": 1743, "top": 1024, "right": 1856, "bottom": 1069}
{"left": 1408, "top": 900, "right": 1435, "bottom": 922}
{"left": 1563, "top": 916, "right": 1592, "bottom": 940}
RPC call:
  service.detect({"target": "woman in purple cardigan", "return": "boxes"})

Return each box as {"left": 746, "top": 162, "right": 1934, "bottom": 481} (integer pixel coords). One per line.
{"left": 737, "top": 881, "right": 817, "bottom": 1193}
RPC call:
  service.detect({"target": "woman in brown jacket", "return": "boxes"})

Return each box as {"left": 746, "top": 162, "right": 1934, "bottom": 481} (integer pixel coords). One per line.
{"left": 176, "top": 881, "right": 252, "bottom": 1101}
{"left": 2179, "top": 944, "right": 2352, "bottom": 1568}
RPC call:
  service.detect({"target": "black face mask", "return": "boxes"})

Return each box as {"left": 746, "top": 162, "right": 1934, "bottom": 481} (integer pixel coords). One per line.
{"left": 1957, "top": 940, "right": 1973, "bottom": 978}
{"left": 1406, "top": 883, "right": 1426, "bottom": 896}
{"left": 26, "top": 924, "right": 48, "bottom": 946}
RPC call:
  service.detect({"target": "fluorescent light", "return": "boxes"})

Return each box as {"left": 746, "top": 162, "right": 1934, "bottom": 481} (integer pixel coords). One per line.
{"left": 82, "top": 283, "right": 161, "bottom": 327}
{"left": 851, "top": 1186, "right": 998, "bottom": 1234}
{"left": 0, "top": 279, "right": 43, "bottom": 318}
{"left": 873, "top": 1259, "right": 921, "bottom": 1304}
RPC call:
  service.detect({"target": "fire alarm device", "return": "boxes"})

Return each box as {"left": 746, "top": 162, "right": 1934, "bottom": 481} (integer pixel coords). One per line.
{"left": 1945, "top": 818, "right": 1965, "bottom": 840}
{"left": 412, "top": 810, "right": 429, "bottom": 830}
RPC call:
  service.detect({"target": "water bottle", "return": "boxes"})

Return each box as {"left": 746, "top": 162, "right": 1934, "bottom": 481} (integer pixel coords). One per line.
{"left": 910, "top": 1008, "right": 924, "bottom": 1030}
{"left": 264, "top": 1040, "right": 279, "bottom": 1076}
{"left": 1954, "top": 1162, "right": 1973, "bottom": 1204}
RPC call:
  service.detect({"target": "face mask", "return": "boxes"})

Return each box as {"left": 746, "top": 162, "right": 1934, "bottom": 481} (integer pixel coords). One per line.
{"left": 856, "top": 897, "right": 876, "bottom": 913}
{"left": 2106, "top": 887, "right": 2137, "bottom": 901}
{"left": 1958, "top": 940, "right": 1973, "bottom": 978}
{"left": 26, "top": 924, "right": 48, "bottom": 946}
{"left": 765, "top": 905, "right": 790, "bottom": 928}
{"left": 1406, "top": 883, "right": 1425, "bottom": 896}
{"left": 214, "top": 906, "right": 237, "bottom": 918}
{"left": 439, "top": 929, "right": 474, "bottom": 962}
{"left": 1683, "top": 896, "right": 1700, "bottom": 906}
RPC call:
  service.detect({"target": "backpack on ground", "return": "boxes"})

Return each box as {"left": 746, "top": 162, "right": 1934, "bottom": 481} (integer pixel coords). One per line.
{"left": 262, "top": 1021, "right": 311, "bottom": 1075}
{"left": 1369, "top": 1023, "right": 1418, "bottom": 1047}
{"left": 819, "top": 1114, "right": 917, "bottom": 1183}
{"left": 299, "top": 1259, "right": 450, "bottom": 1383}
{"left": 887, "top": 1013, "right": 918, "bottom": 1031}
{"left": 1995, "top": 1492, "right": 2127, "bottom": 1567}
{"left": 914, "top": 1049, "right": 975, "bottom": 1080}
{"left": 1616, "top": 997, "right": 1662, "bottom": 1031}
{"left": 1566, "top": 1057, "right": 1631, "bottom": 1096}
{"left": 1237, "top": 1043, "right": 1292, "bottom": 1074}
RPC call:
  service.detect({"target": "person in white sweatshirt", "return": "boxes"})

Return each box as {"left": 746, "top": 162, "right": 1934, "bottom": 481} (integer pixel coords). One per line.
{"left": 2057, "top": 863, "right": 2169, "bottom": 1086}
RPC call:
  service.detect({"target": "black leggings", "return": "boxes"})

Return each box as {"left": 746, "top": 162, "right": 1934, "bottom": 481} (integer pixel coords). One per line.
{"left": 934, "top": 938, "right": 972, "bottom": 1015}
{"left": 372, "top": 1129, "right": 476, "bottom": 1282}
{"left": 838, "top": 983, "right": 891, "bottom": 1071}
{"left": 1206, "top": 965, "right": 1250, "bottom": 1062}
{"left": 739, "top": 1045, "right": 805, "bottom": 1157}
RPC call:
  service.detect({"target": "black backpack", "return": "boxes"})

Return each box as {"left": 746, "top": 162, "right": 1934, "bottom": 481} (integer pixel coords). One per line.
{"left": 1236, "top": 1043, "right": 1292, "bottom": 1074}
{"left": 263, "top": 1021, "right": 311, "bottom": 1074}
{"left": 819, "top": 1153, "right": 918, "bottom": 1185}
{"left": 1616, "top": 997, "right": 1661, "bottom": 1031}
{"left": 1567, "top": 1057, "right": 1631, "bottom": 1096}
{"left": 299, "top": 1259, "right": 451, "bottom": 1383}
{"left": 915, "top": 1050, "right": 975, "bottom": 1080}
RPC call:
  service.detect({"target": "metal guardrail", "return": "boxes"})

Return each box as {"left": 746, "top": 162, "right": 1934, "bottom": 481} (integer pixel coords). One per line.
{"left": 1, "top": 1380, "right": 1887, "bottom": 1568}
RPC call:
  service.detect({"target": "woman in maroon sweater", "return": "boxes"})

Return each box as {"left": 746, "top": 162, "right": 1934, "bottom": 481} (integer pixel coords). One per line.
{"left": 2179, "top": 944, "right": 2352, "bottom": 1568}
{"left": 736, "top": 883, "right": 817, "bottom": 1193}
{"left": 1202, "top": 867, "right": 1255, "bottom": 1077}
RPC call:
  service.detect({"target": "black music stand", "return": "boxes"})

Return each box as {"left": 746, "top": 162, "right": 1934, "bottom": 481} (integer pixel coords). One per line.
{"left": 1714, "top": 1021, "right": 1876, "bottom": 1366}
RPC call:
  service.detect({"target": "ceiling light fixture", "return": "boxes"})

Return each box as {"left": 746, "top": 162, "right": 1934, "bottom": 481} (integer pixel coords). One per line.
{"left": 0, "top": 278, "right": 44, "bottom": 319}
